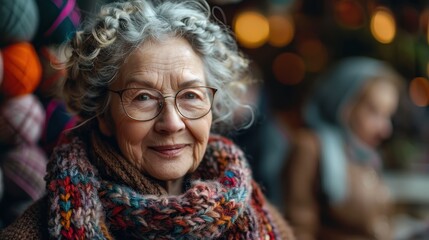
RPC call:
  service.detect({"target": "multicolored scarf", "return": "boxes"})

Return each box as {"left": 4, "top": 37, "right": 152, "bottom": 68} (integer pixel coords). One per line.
{"left": 45, "top": 129, "right": 280, "bottom": 239}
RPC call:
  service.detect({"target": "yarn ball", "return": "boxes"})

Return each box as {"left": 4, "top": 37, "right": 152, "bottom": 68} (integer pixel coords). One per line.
{"left": 0, "top": 94, "right": 45, "bottom": 147}
{"left": 36, "top": 46, "right": 67, "bottom": 98}
{"left": 33, "top": 0, "right": 80, "bottom": 46}
{"left": 0, "top": 0, "right": 39, "bottom": 47}
{"left": 1, "top": 42, "right": 42, "bottom": 98}
{"left": 1, "top": 144, "right": 47, "bottom": 200}
{"left": 40, "top": 99, "right": 78, "bottom": 156}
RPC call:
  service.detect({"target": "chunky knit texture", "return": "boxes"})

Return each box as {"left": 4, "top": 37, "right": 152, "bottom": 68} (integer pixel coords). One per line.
{"left": 39, "top": 129, "right": 291, "bottom": 240}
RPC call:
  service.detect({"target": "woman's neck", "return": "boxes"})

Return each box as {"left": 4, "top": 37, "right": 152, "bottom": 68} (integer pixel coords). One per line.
{"left": 163, "top": 177, "right": 185, "bottom": 195}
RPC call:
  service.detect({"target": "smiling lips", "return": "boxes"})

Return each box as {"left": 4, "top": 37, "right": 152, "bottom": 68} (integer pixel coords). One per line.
{"left": 149, "top": 144, "right": 187, "bottom": 157}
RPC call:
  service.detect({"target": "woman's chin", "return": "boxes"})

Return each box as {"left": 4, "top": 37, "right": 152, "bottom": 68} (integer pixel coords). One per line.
{"left": 148, "top": 167, "right": 189, "bottom": 182}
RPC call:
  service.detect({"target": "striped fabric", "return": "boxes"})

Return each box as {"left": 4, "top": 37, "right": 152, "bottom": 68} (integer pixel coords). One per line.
{"left": 0, "top": 94, "right": 45, "bottom": 146}
{"left": 1, "top": 144, "right": 47, "bottom": 201}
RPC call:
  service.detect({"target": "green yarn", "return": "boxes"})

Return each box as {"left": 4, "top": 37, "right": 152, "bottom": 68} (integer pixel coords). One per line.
{"left": 0, "top": 0, "right": 39, "bottom": 46}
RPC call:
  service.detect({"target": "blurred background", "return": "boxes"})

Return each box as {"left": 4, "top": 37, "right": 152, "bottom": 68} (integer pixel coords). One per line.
{"left": 214, "top": 0, "right": 429, "bottom": 238}
{"left": 218, "top": 0, "right": 429, "bottom": 166}
{"left": 0, "top": 0, "right": 428, "bottom": 238}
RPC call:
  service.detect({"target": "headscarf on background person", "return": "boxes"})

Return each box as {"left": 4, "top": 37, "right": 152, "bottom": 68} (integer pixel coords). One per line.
{"left": 304, "top": 57, "right": 402, "bottom": 204}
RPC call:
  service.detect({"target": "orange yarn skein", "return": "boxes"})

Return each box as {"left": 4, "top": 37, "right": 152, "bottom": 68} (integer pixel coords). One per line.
{"left": 1, "top": 42, "right": 42, "bottom": 98}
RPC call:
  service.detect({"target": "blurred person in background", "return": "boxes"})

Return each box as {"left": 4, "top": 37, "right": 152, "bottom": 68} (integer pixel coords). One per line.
{"left": 282, "top": 57, "right": 404, "bottom": 240}
{"left": 0, "top": 0, "right": 294, "bottom": 239}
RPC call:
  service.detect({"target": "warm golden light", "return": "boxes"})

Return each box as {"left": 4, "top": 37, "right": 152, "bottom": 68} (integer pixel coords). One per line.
{"left": 272, "top": 52, "right": 305, "bottom": 85}
{"left": 268, "top": 14, "right": 294, "bottom": 47}
{"left": 409, "top": 77, "right": 429, "bottom": 107}
{"left": 370, "top": 7, "right": 396, "bottom": 44}
{"left": 234, "top": 11, "right": 269, "bottom": 49}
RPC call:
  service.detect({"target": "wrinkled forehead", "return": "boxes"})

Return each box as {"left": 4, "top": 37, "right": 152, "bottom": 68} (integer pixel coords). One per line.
{"left": 113, "top": 37, "right": 206, "bottom": 89}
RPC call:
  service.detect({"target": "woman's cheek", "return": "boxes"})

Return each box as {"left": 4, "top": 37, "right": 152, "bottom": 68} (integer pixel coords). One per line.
{"left": 115, "top": 121, "right": 152, "bottom": 165}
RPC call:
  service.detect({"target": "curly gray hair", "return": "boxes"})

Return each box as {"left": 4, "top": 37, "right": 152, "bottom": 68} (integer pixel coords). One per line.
{"left": 63, "top": 0, "right": 253, "bottom": 133}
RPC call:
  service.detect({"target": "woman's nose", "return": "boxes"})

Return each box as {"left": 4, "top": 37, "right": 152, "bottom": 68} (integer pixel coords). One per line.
{"left": 154, "top": 101, "right": 185, "bottom": 134}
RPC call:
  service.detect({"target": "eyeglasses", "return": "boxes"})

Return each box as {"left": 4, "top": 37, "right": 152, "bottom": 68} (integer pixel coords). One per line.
{"left": 108, "top": 86, "right": 217, "bottom": 121}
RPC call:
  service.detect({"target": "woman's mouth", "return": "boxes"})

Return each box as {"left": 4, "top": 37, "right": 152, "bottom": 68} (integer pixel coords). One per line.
{"left": 149, "top": 144, "right": 187, "bottom": 158}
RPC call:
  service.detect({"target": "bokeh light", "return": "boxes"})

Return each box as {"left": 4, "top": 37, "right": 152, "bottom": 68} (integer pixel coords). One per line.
{"left": 370, "top": 7, "right": 396, "bottom": 44}
{"left": 334, "top": 0, "right": 365, "bottom": 29}
{"left": 296, "top": 38, "right": 328, "bottom": 72}
{"left": 409, "top": 77, "right": 429, "bottom": 107}
{"left": 268, "top": 14, "right": 294, "bottom": 47}
{"left": 272, "top": 52, "right": 305, "bottom": 85}
{"left": 233, "top": 10, "right": 269, "bottom": 49}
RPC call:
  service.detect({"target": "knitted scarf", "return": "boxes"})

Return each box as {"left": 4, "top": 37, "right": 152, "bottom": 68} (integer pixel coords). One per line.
{"left": 45, "top": 130, "right": 280, "bottom": 239}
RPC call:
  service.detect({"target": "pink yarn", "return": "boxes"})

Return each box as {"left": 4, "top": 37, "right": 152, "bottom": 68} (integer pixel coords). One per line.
{"left": 2, "top": 144, "right": 47, "bottom": 200}
{"left": 0, "top": 94, "right": 45, "bottom": 146}
{"left": 44, "top": 0, "right": 80, "bottom": 37}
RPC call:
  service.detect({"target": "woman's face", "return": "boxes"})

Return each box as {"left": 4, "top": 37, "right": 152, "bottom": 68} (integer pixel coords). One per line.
{"left": 347, "top": 79, "right": 399, "bottom": 147}
{"left": 98, "top": 37, "right": 212, "bottom": 181}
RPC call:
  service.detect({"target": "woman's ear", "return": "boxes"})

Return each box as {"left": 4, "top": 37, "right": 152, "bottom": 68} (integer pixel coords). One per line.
{"left": 97, "top": 114, "right": 113, "bottom": 136}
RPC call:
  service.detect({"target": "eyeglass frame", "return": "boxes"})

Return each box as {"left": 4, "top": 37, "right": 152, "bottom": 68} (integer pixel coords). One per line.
{"left": 108, "top": 86, "right": 218, "bottom": 121}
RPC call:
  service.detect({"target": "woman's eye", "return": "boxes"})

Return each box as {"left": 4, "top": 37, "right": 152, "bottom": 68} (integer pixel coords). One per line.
{"left": 184, "top": 92, "right": 197, "bottom": 99}
{"left": 135, "top": 93, "right": 151, "bottom": 101}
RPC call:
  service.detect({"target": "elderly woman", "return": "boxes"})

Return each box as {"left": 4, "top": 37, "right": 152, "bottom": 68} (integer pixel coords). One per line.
{"left": 283, "top": 57, "right": 403, "bottom": 240}
{"left": 0, "top": 0, "right": 294, "bottom": 239}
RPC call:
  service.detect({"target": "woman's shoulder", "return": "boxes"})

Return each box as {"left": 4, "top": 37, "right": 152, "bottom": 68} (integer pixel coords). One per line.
{"left": 0, "top": 196, "right": 49, "bottom": 239}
